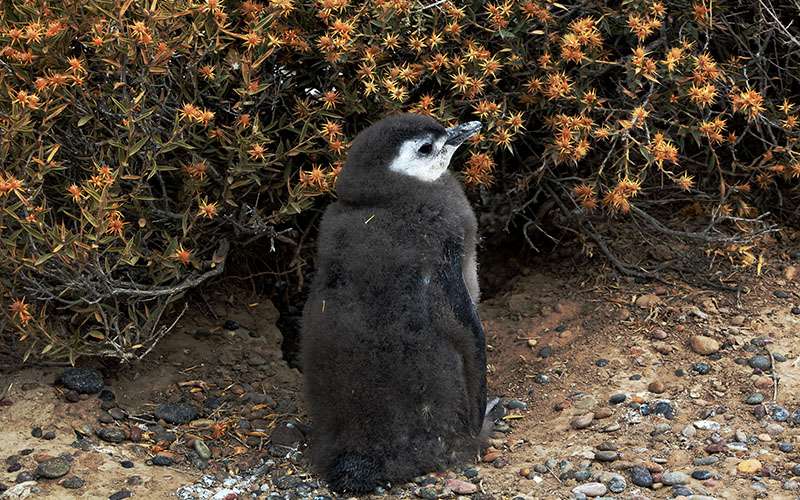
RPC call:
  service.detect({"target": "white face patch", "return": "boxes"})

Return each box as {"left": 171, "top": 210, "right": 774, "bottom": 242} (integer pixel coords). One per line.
{"left": 387, "top": 134, "right": 458, "bottom": 182}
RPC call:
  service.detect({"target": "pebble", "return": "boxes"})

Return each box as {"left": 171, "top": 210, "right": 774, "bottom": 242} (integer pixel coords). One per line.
{"left": 594, "top": 451, "right": 619, "bottom": 462}
{"left": 150, "top": 455, "right": 173, "bottom": 466}
{"left": 194, "top": 439, "right": 212, "bottom": 460}
{"left": 534, "top": 374, "right": 549, "bottom": 384}
{"left": 108, "top": 408, "right": 126, "bottom": 420}
{"left": 629, "top": 466, "right": 653, "bottom": 487}
{"left": 793, "top": 464, "right": 800, "bottom": 476}
{"left": 681, "top": 425, "right": 696, "bottom": 438}
{"left": 31, "top": 427, "right": 42, "bottom": 438}
{"left": 672, "top": 485, "right": 693, "bottom": 496}
{"left": 594, "top": 407, "right": 612, "bottom": 419}
{"left": 109, "top": 490, "right": 133, "bottom": 500}
{"left": 463, "top": 467, "right": 479, "bottom": 479}
{"left": 445, "top": 479, "right": 477, "bottom": 495}
{"left": 571, "top": 413, "right": 594, "bottom": 429}
{"left": 784, "top": 480, "right": 800, "bottom": 491}
{"left": 651, "top": 401, "right": 676, "bottom": 419}
{"left": 42, "top": 431, "right": 55, "bottom": 440}
{"left": 648, "top": 381, "right": 665, "bottom": 394}
{"left": 749, "top": 355, "right": 772, "bottom": 371}
{"left": 737, "top": 459, "right": 762, "bottom": 474}
{"left": 652, "top": 329, "right": 668, "bottom": 339}
{"left": 7, "top": 463, "right": 21, "bottom": 473}
{"left": 95, "top": 428, "right": 126, "bottom": 443}
{"left": 415, "top": 487, "right": 437, "bottom": 499}
{"left": 223, "top": 319, "right": 240, "bottom": 330}
{"left": 691, "top": 363, "right": 711, "bottom": 374}
{"left": 609, "top": 394, "right": 627, "bottom": 405}
{"left": 155, "top": 402, "right": 198, "bottom": 424}
{"left": 35, "top": 457, "right": 71, "bottom": 479}
{"left": 575, "top": 469, "right": 591, "bottom": 481}
{"left": 595, "top": 358, "right": 609, "bottom": 367}
{"left": 15, "top": 471, "right": 35, "bottom": 483}
{"left": 691, "top": 470, "right": 712, "bottom": 480}
{"left": 693, "top": 456, "right": 719, "bottom": 466}
{"left": 538, "top": 346, "right": 553, "bottom": 358}
{"left": 571, "top": 482, "right": 607, "bottom": 497}
{"left": 745, "top": 393, "right": 765, "bottom": 405}
{"left": 772, "top": 406, "right": 789, "bottom": 421}
{"left": 608, "top": 475, "right": 626, "bottom": 493}
{"left": 120, "top": 460, "right": 134, "bottom": 469}
{"left": 693, "top": 420, "right": 721, "bottom": 431}
{"left": 661, "top": 471, "right": 689, "bottom": 485}
{"left": 792, "top": 306, "right": 800, "bottom": 315}
{"left": 61, "top": 476, "right": 85, "bottom": 489}
{"left": 690, "top": 336, "right": 720, "bottom": 355}
{"left": 506, "top": 399, "right": 528, "bottom": 410}
{"left": 60, "top": 368, "right": 104, "bottom": 394}
{"left": 778, "top": 442, "right": 794, "bottom": 453}
{"left": 774, "top": 290, "right": 790, "bottom": 299}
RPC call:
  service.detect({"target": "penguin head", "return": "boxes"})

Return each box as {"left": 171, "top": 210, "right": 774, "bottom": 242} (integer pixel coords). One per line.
{"left": 336, "top": 113, "right": 481, "bottom": 203}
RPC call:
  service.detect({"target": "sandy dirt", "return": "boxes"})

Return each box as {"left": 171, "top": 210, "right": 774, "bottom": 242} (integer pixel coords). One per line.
{"left": 1, "top": 249, "right": 799, "bottom": 499}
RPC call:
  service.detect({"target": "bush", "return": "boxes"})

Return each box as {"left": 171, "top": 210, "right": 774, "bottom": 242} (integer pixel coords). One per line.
{"left": 1, "top": 0, "right": 798, "bottom": 362}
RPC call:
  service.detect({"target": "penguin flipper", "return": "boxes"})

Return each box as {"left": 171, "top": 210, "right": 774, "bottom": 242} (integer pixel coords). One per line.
{"left": 438, "top": 237, "right": 488, "bottom": 436}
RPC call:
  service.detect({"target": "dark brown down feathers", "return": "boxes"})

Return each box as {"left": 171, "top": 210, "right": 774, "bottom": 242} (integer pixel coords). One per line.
{"left": 301, "top": 114, "right": 487, "bottom": 493}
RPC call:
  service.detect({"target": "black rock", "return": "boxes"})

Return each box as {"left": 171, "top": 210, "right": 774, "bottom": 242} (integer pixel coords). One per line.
{"left": 0, "top": 482, "right": 6, "bottom": 492}
{"left": 774, "top": 353, "right": 787, "bottom": 362}
{"left": 749, "top": 355, "right": 772, "bottom": 371}
{"left": 778, "top": 442, "right": 794, "bottom": 453}
{"left": 155, "top": 402, "right": 198, "bottom": 425}
{"left": 506, "top": 399, "right": 528, "bottom": 410}
{"left": 574, "top": 469, "right": 591, "bottom": 481}
{"left": 7, "top": 462, "right": 21, "bottom": 473}
{"left": 120, "top": 460, "right": 134, "bottom": 468}
{"left": 672, "top": 486, "right": 693, "bottom": 496}
{"left": 629, "top": 374, "right": 642, "bottom": 380}
{"left": 42, "top": 431, "right": 55, "bottom": 440}
{"left": 271, "top": 421, "right": 305, "bottom": 447}
{"left": 100, "top": 400, "right": 116, "bottom": 411}
{"left": 651, "top": 401, "right": 676, "bottom": 419}
{"left": 19, "top": 449, "right": 33, "bottom": 456}
{"left": 772, "top": 405, "right": 790, "bottom": 421}
{"left": 793, "top": 464, "right": 800, "bottom": 476}
{"left": 154, "top": 430, "right": 177, "bottom": 443}
{"left": 538, "top": 346, "right": 553, "bottom": 358}
{"left": 792, "top": 306, "right": 800, "bottom": 315}
{"left": 98, "top": 388, "right": 116, "bottom": 402}
{"left": 609, "top": 393, "right": 627, "bottom": 405}
{"left": 61, "top": 476, "right": 85, "bottom": 489}
{"left": 65, "top": 390, "right": 80, "bottom": 403}
{"left": 534, "top": 373, "right": 549, "bottom": 384}
{"left": 223, "top": 319, "right": 240, "bottom": 331}
{"left": 150, "top": 455, "right": 172, "bottom": 466}
{"left": 595, "top": 358, "right": 609, "bottom": 367}
{"left": 674, "top": 368, "right": 686, "bottom": 377}
{"left": 203, "top": 396, "right": 224, "bottom": 410}
{"left": 36, "top": 457, "right": 71, "bottom": 479}
{"left": 95, "top": 427, "right": 126, "bottom": 443}
{"left": 109, "top": 408, "right": 126, "bottom": 420}
{"left": 629, "top": 466, "right": 653, "bottom": 488}
{"left": 109, "top": 490, "right": 133, "bottom": 500}
{"left": 773, "top": 290, "right": 790, "bottom": 299}
{"left": 692, "top": 470, "right": 712, "bottom": 480}
{"left": 59, "top": 368, "right": 104, "bottom": 394}
{"left": 463, "top": 467, "right": 479, "bottom": 479}
{"left": 15, "top": 471, "right": 35, "bottom": 483}
{"left": 31, "top": 427, "right": 42, "bottom": 438}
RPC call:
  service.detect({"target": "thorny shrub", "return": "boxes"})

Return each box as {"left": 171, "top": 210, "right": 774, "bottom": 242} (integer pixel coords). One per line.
{"left": 1, "top": 0, "right": 798, "bottom": 362}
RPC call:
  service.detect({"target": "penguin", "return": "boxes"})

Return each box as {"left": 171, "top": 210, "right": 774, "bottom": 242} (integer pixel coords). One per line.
{"left": 301, "top": 113, "right": 487, "bottom": 493}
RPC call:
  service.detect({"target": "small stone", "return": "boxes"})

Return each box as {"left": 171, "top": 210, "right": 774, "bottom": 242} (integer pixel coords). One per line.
{"left": 690, "top": 336, "right": 720, "bottom": 355}
{"left": 31, "top": 427, "right": 42, "bottom": 438}
{"left": 463, "top": 467, "right": 479, "bottom": 479}
{"left": 784, "top": 480, "right": 800, "bottom": 491}
{"left": 15, "top": 471, "right": 35, "bottom": 483}
{"left": 482, "top": 450, "right": 501, "bottom": 462}
{"left": 772, "top": 406, "right": 789, "bottom": 421}
{"left": 594, "top": 407, "right": 612, "bottom": 419}
{"left": 609, "top": 394, "right": 627, "bottom": 405}
{"left": 691, "top": 362, "right": 711, "bottom": 375}
{"left": 415, "top": 487, "right": 437, "bottom": 499}
{"left": 629, "top": 466, "right": 653, "bottom": 487}
{"left": 506, "top": 399, "right": 528, "bottom": 410}
{"left": 636, "top": 294, "right": 660, "bottom": 308}
{"left": 793, "top": 464, "right": 800, "bottom": 476}
{"left": 792, "top": 306, "right": 800, "bottom": 315}
{"left": 445, "top": 479, "right": 477, "bottom": 495}
{"left": 7, "top": 463, "right": 21, "bottom": 473}
{"left": 61, "top": 476, "right": 85, "bottom": 489}
{"left": 778, "top": 442, "right": 794, "bottom": 453}
{"left": 120, "top": 461, "right": 134, "bottom": 469}
{"left": 64, "top": 390, "right": 80, "bottom": 402}
{"left": 109, "top": 490, "right": 133, "bottom": 500}
{"left": 575, "top": 469, "right": 591, "bottom": 481}
{"left": 749, "top": 355, "right": 772, "bottom": 371}
{"left": 745, "top": 393, "right": 765, "bottom": 405}
{"left": 95, "top": 427, "right": 126, "bottom": 443}
{"left": 594, "top": 358, "right": 609, "bottom": 367}
{"left": 693, "top": 420, "right": 721, "bottom": 431}
{"left": 694, "top": 456, "right": 719, "bottom": 466}
{"left": 608, "top": 475, "right": 626, "bottom": 493}
{"left": 60, "top": 367, "right": 104, "bottom": 394}
{"left": 652, "top": 329, "right": 668, "bottom": 340}
{"left": 150, "top": 455, "right": 173, "bottom": 466}
{"left": 538, "top": 346, "right": 553, "bottom": 358}
{"left": 571, "top": 482, "right": 607, "bottom": 497}
{"left": 681, "top": 425, "right": 696, "bottom": 438}
{"left": 651, "top": 401, "right": 676, "bottom": 419}
{"left": 194, "top": 439, "right": 212, "bottom": 460}
{"left": 534, "top": 373, "right": 549, "bottom": 384}
{"left": 98, "top": 388, "right": 115, "bottom": 401}
{"left": 661, "top": 471, "right": 689, "bottom": 485}
{"left": 648, "top": 381, "right": 666, "bottom": 394}
{"left": 571, "top": 413, "right": 594, "bottom": 429}
{"left": 692, "top": 470, "right": 712, "bottom": 480}
{"left": 737, "top": 459, "right": 762, "bottom": 474}
{"left": 754, "top": 376, "right": 774, "bottom": 389}
{"left": 42, "top": 431, "right": 55, "bottom": 440}
{"left": 672, "top": 485, "right": 693, "bottom": 496}
{"left": 773, "top": 290, "right": 790, "bottom": 299}
{"left": 35, "top": 457, "right": 71, "bottom": 479}
{"left": 155, "top": 402, "right": 198, "bottom": 425}
{"left": 108, "top": 408, "right": 126, "bottom": 420}
{"left": 594, "top": 451, "right": 619, "bottom": 462}
{"left": 223, "top": 319, "right": 240, "bottom": 330}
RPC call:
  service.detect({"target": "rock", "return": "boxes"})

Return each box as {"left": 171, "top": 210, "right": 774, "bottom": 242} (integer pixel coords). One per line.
{"left": 60, "top": 476, "right": 85, "bottom": 489}
{"left": 778, "top": 442, "right": 794, "bottom": 453}
{"left": 651, "top": 329, "right": 668, "bottom": 340}
{"left": 30, "top": 427, "right": 42, "bottom": 438}
{"left": 595, "top": 451, "right": 619, "bottom": 462}
{"left": 693, "top": 420, "right": 721, "bottom": 431}
{"left": 571, "top": 413, "right": 594, "bottom": 429}
{"left": 651, "top": 400, "right": 676, "bottom": 419}
{"left": 648, "top": 381, "right": 666, "bottom": 394}
{"left": 445, "top": 479, "right": 477, "bottom": 495}
{"left": 155, "top": 402, "right": 198, "bottom": 425}
{"left": 609, "top": 394, "right": 627, "bottom": 405}
{"left": 749, "top": 355, "right": 772, "bottom": 371}
{"left": 59, "top": 368, "right": 104, "bottom": 394}
{"left": 120, "top": 461, "right": 134, "bottom": 469}
{"left": 15, "top": 471, "right": 35, "bottom": 483}
{"left": 271, "top": 421, "right": 305, "bottom": 447}
{"left": 784, "top": 480, "right": 800, "bottom": 491}
{"left": 506, "top": 399, "right": 528, "bottom": 410}
{"left": 193, "top": 439, "right": 211, "bottom": 460}
{"left": 690, "top": 336, "right": 719, "bottom": 355}
{"left": 745, "top": 393, "right": 765, "bottom": 405}
{"left": 571, "top": 482, "right": 607, "bottom": 497}
{"left": 737, "top": 459, "right": 762, "bottom": 474}
{"left": 95, "top": 428, "right": 126, "bottom": 443}
{"left": 629, "top": 466, "right": 653, "bottom": 487}
{"left": 594, "top": 407, "right": 612, "bottom": 419}
{"left": 108, "top": 408, "right": 126, "bottom": 420}
{"left": 35, "top": 458, "right": 71, "bottom": 479}
{"left": 415, "top": 487, "right": 438, "bottom": 499}
{"left": 754, "top": 376, "right": 774, "bottom": 389}
{"left": 636, "top": 294, "right": 660, "bottom": 308}
{"left": 608, "top": 475, "right": 627, "bottom": 493}
{"left": 692, "top": 470, "right": 712, "bottom": 480}
{"left": 150, "top": 455, "right": 173, "bottom": 466}
{"left": 223, "top": 319, "right": 240, "bottom": 330}
{"left": 595, "top": 358, "right": 609, "bottom": 367}
{"left": 772, "top": 406, "right": 789, "bottom": 421}
{"left": 681, "top": 425, "right": 697, "bottom": 438}
{"left": 538, "top": 346, "right": 553, "bottom": 358}
{"left": 661, "top": 471, "right": 689, "bottom": 485}
{"left": 691, "top": 362, "right": 711, "bottom": 374}
{"left": 792, "top": 306, "right": 800, "bottom": 315}
{"left": 109, "top": 491, "right": 133, "bottom": 500}
{"left": 773, "top": 290, "right": 790, "bottom": 299}
{"left": 694, "top": 456, "right": 719, "bottom": 466}
{"left": 42, "top": 431, "right": 55, "bottom": 440}
{"left": 482, "top": 449, "right": 501, "bottom": 462}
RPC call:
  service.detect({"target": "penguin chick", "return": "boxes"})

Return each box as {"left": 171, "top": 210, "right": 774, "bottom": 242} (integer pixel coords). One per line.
{"left": 302, "top": 113, "right": 487, "bottom": 494}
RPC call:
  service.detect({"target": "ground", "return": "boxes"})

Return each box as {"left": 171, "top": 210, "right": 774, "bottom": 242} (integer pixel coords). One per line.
{"left": 1, "top": 244, "right": 799, "bottom": 500}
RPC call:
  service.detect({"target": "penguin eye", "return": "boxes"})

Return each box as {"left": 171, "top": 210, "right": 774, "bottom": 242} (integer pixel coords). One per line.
{"left": 418, "top": 143, "right": 433, "bottom": 155}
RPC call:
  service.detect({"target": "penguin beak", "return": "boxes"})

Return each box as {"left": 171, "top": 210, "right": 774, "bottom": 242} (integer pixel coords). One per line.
{"left": 445, "top": 121, "right": 482, "bottom": 147}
